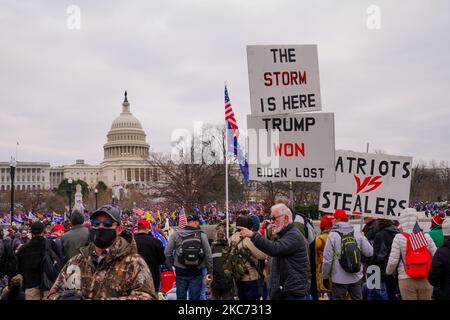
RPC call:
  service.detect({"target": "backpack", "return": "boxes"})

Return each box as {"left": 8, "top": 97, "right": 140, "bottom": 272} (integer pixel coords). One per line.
{"left": 0, "top": 239, "right": 18, "bottom": 278}
{"left": 40, "top": 239, "right": 64, "bottom": 291}
{"left": 176, "top": 231, "right": 205, "bottom": 267}
{"left": 222, "top": 238, "right": 251, "bottom": 284}
{"left": 293, "top": 212, "right": 317, "bottom": 245}
{"left": 336, "top": 231, "right": 361, "bottom": 273}
{"left": 402, "top": 233, "right": 431, "bottom": 279}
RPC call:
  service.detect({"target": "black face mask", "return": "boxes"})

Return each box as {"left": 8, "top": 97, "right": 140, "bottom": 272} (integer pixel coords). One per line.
{"left": 93, "top": 228, "right": 117, "bottom": 249}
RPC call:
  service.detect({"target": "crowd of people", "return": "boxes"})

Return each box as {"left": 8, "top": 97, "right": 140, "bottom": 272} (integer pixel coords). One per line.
{"left": 1, "top": 201, "right": 449, "bottom": 301}
{"left": 412, "top": 201, "right": 449, "bottom": 217}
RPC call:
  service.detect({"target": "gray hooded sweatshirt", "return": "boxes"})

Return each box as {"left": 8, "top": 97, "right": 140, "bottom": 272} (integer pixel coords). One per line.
{"left": 322, "top": 221, "right": 373, "bottom": 285}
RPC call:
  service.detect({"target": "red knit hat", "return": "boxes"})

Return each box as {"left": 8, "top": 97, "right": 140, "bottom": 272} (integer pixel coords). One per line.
{"left": 320, "top": 215, "right": 333, "bottom": 231}
{"left": 333, "top": 209, "right": 348, "bottom": 222}
{"left": 432, "top": 214, "right": 444, "bottom": 227}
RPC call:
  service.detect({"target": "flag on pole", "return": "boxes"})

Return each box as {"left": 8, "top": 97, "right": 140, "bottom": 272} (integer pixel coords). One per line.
{"left": 52, "top": 212, "right": 64, "bottom": 224}
{"left": 409, "top": 221, "right": 428, "bottom": 251}
{"left": 28, "top": 211, "right": 37, "bottom": 221}
{"left": 178, "top": 208, "right": 187, "bottom": 229}
{"left": 12, "top": 214, "right": 23, "bottom": 225}
{"left": 133, "top": 208, "right": 144, "bottom": 219}
{"left": 225, "top": 85, "right": 249, "bottom": 183}
{"left": 151, "top": 228, "right": 168, "bottom": 247}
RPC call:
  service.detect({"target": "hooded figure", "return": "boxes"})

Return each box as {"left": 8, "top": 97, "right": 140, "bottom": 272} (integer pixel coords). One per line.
{"left": 385, "top": 208, "right": 437, "bottom": 300}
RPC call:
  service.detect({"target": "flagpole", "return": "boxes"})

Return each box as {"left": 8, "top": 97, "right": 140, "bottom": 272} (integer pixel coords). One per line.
{"left": 224, "top": 82, "right": 230, "bottom": 241}
{"left": 225, "top": 125, "right": 229, "bottom": 241}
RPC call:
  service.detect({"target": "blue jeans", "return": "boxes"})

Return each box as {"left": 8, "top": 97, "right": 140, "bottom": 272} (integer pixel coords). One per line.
{"left": 200, "top": 267, "right": 207, "bottom": 300}
{"left": 237, "top": 280, "right": 259, "bottom": 300}
{"left": 176, "top": 274, "right": 203, "bottom": 300}
{"left": 362, "top": 281, "right": 388, "bottom": 300}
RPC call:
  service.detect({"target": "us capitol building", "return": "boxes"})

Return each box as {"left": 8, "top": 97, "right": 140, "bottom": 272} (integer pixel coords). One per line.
{"left": 0, "top": 92, "right": 160, "bottom": 192}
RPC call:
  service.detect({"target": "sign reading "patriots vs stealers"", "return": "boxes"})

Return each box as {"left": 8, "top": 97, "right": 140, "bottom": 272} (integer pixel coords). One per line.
{"left": 319, "top": 150, "right": 413, "bottom": 219}
{"left": 247, "top": 45, "right": 322, "bottom": 116}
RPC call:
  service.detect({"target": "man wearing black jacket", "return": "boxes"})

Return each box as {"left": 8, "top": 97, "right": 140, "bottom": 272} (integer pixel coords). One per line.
{"left": 17, "top": 221, "right": 58, "bottom": 300}
{"left": 240, "top": 203, "right": 311, "bottom": 300}
{"left": 134, "top": 219, "right": 166, "bottom": 292}
{"left": 368, "top": 219, "right": 400, "bottom": 300}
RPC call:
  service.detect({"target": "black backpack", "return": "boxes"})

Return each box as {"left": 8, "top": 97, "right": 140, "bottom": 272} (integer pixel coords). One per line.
{"left": 40, "top": 240, "right": 64, "bottom": 291}
{"left": 336, "top": 231, "right": 361, "bottom": 273}
{"left": 177, "top": 231, "right": 205, "bottom": 267}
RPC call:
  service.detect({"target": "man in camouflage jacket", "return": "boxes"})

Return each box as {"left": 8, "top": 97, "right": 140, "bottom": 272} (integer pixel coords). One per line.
{"left": 48, "top": 205, "right": 157, "bottom": 300}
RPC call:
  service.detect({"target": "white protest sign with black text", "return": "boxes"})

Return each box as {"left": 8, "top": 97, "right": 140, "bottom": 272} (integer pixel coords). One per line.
{"left": 319, "top": 150, "right": 413, "bottom": 219}
{"left": 247, "top": 45, "right": 321, "bottom": 116}
{"left": 247, "top": 112, "right": 335, "bottom": 182}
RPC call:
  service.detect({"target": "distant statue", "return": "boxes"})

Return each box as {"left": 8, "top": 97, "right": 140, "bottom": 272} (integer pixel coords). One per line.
{"left": 73, "top": 183, "right": 85, "bottom": 212}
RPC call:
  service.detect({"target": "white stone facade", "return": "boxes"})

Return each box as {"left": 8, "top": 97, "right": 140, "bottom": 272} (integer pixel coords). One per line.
{"left": 0, "top": 162, "right": 50, "bottom": 191}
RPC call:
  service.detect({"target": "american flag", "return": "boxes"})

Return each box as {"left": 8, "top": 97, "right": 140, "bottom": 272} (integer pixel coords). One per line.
{"left": 132, "top": 208, "right": 144, "bottom": 219}
{"left": 225, "top": 85, "right": 239, "bottom": 138}
{"left": 178, "top": 207, "right": 187, "bottom": 229}
{"left": 409, "top": 221, "right": 428, "bottom": 251}
{"left": 225, "top": 84, "right": 249, "bottom": 183}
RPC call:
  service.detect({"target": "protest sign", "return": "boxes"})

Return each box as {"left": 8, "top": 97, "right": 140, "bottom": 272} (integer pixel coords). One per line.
{"left": 319, "top": 150, "right": 413, "bottom": 219}
{"left": 247, "top": 45, "right": 321, "bottom": 116}
{"left": 247, "top": 112, "right": 335, "bottom": 182}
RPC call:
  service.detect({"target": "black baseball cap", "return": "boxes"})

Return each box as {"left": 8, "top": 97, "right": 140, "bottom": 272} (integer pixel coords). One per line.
{"left": 91, "top": 205, "right": 121, "bottom": 225}
{"left": 30, "top": 221, "right": 44, "bottom": 235}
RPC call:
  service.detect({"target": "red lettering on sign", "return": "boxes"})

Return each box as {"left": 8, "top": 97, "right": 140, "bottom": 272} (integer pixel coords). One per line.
{"left": 354, "top": 175, "right": 383, "bottom": 194}
{"left": 264, "top": 71, "right": 307, "bottom": 86}
{"left": 273, "top": 143, "right": 305, "bottom": 157}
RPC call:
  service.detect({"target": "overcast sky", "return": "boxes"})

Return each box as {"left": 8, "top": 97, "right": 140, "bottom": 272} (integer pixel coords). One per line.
{"left": 1, "top": 0, "right": 449, "bottom": 166}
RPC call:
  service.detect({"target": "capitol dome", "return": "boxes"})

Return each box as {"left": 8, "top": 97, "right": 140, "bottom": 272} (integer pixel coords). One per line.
{"left": 103, "top": 91, "right": 150, "bottom": 161}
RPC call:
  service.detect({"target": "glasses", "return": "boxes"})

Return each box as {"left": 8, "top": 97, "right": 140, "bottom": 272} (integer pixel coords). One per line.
{"left": 270, "top": 214, "right": 285, "bottom": 222}
{"left": 91, "top": 219, "right": 115, "bottom": 228}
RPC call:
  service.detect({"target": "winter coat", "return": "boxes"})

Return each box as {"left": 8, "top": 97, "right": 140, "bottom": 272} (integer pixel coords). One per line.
{"left": 428, "top": 240, "right": 450, "bottom": 300}
{"left": 61, "top": 225, "right": 90, "bottom": 263}
{"left": 230, "top": 232, "right": 267, "bottom": 282}
{"left": 47, "top": 234, "right": 64, "bottom": 262}
{"left": 369, "top": 225, "right": 399, "bottom": 276}
{"left": 12, "top": 237, "right": 27, "bottom": 253}
{"left": 17, "top": 236, "right": 58, "bottom": 289}
{"left": 211, "top": 239, "right": 232, "bottom": 290}
{"left": 322, "top": 222, "right": 373, "bottom": 285}
{"left": 134, "top": 232, "right": 166, "bottom": 291}
{"left": 315, "top": 231, "right": 330, "bottom": 292}
{"left": 164, "top": 226, "right": 213, "bottom": 274}
{"left": 386, "top": 211, "right": 437, "bottom": 280}
{"left": 251, "top": 223, "right": 311, "bottom": 297}
{"left": 48, "top": 236, "right": 157, "bottom": 300}
{"left": 0, "top": 237, "right": 18, "bottom": 278}
{"left": 362, "top": 220, "right": 378, "bottom": 244}
{"left": 428, "top": 226, "right": 444, "bottom": 248}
